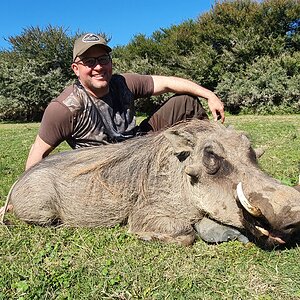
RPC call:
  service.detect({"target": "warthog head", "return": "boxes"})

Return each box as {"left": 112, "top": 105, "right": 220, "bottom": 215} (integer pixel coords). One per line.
{"left": 164, "top": 120, "right": 300, "bottom": 249}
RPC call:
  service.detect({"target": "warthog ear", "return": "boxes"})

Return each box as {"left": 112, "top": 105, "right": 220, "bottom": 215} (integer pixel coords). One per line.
{"left": 202, "top": 141, "right": 224, "bottom": 175}
{"left": 164, "top": 129, "right": 195, "bottom": 161}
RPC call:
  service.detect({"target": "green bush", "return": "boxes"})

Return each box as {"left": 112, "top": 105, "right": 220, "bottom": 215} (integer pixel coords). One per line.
{"left": 216, "top": 52, "right": 300, "bottom": 114}
{"left": 0, "top": 56, "right": 70, "bottom": 121}
{"left": 0, "top": 26, "right": 75, "bottom": 121}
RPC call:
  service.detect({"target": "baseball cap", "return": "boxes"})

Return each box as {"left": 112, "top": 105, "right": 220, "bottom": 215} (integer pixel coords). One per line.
{"left": 73, "top": 33, "right": 112, "bottom": 61}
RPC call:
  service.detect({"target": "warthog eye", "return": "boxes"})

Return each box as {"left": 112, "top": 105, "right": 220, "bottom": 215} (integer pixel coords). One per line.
{"left": 203, "top": 147, "right": 221, "bottom": 175}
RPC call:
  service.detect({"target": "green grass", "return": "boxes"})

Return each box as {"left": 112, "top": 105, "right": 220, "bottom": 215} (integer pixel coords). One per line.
{"left": 0, "top": 115, "right": 300, "bottom": 299}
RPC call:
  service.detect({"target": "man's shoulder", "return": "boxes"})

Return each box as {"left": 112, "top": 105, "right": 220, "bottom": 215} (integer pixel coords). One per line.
{"left": 53, "top": 85, "right": 74, "bottom": 103}
{"left": 111, "top": 73, "right": 154, "bottom": 98}
{"left": 110, "top": 73, "right": 153, "bottom": 93}
{"left": 52, "top": 83, "right": 84, "bottom": 114}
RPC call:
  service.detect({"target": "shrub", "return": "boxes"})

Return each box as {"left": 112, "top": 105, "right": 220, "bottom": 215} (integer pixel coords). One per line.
{"left": 216, "top": 52, "right": 300, "bottom": 114}
{"left": 0, "top": 57, "right": 70, "bottom": 121}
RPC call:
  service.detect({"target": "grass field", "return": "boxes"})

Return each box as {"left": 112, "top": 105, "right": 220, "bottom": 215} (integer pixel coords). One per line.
{"left": 0, "top": 115, "right": 299, "bottom": 299}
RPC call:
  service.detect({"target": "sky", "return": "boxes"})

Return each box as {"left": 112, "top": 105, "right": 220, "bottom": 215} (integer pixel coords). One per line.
{"left": 0, "top": 0, "right": 215, "bottom": 50}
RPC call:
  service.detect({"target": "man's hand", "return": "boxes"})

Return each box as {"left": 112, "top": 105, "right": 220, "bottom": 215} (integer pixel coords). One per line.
{"left": 207, "top": 94, "right": 225, "bottom": 123}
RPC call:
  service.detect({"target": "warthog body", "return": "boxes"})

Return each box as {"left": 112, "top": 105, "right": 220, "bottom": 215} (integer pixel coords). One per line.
{"left": 9, "top": 120, "right": 300, "bottom": 248}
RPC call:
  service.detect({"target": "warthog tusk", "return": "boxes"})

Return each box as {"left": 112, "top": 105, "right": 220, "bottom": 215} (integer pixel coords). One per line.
{"left": 255, "top": 226, "right": 269, "bottom": 236}
{"left": 236, "top": 182, "right": 262, "bottom": 217}
{"left": 255, "top": 226, "right": 286, "bottom": 244}
{"left": 271, "top": 236, "right": 286, "bottom": 244}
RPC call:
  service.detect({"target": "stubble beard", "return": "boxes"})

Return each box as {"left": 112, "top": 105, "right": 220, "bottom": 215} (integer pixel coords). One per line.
{"left": 87, "top": 75, "right": 111, "bottom": 97}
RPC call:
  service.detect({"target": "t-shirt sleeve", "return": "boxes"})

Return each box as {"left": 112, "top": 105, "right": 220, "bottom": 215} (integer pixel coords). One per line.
{"left": 122, "top": 73, "right": 154, "bottom": 99}
{"left": 38, "top": 101, "right": 73, "bottom": 147}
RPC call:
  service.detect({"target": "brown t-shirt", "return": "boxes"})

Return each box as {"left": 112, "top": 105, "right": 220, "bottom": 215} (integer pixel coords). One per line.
{"left": 39, "top": 73, "right": 154, "bottom": 148}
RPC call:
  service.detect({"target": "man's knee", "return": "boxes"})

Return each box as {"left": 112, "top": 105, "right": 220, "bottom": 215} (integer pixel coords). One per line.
{"left": 143, "top": 94, "right": 208, "bottom": 133}
{"left": 169, "top": 94, "right": 208, "bottom": 121}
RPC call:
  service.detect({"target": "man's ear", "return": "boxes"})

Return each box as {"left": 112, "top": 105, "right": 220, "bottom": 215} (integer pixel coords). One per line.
{"left": 164, "top": 129, "right": 195, "bottom": 161}
{"left": 71, "top": 62, "right": 80, "bottom": 77}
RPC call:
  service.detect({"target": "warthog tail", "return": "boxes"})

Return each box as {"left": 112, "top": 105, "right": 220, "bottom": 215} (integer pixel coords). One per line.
{"left": 0, "top": 180, "right": 17, "bottom": 224}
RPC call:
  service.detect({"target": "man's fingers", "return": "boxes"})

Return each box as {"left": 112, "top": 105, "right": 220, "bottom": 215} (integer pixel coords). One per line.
{"left": 219, "top": 111, "right": 225, "bottom": 123}
{"left": 213, "top": 110, "right": 225, "bottom": 123}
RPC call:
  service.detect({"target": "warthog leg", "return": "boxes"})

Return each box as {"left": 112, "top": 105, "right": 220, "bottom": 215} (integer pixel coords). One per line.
{"left": 133, "top": 231, "right": 196, "bottom": 246}
{"left": 128, "top": 204, "right": 196, "bottom": 246}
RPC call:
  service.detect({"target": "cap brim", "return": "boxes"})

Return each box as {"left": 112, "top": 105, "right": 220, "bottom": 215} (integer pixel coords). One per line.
{"left": 73, "top": 44, "right": 112, "bottom": 61}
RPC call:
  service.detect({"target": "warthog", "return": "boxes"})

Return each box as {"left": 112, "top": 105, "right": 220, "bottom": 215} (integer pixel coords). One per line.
{"left": 7, "top": 119, "right": 300, "bottom": 249}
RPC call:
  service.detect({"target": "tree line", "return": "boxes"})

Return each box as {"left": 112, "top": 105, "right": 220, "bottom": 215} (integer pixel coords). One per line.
{"left": 0, "top": 0, "right": 299, "bottom": 121}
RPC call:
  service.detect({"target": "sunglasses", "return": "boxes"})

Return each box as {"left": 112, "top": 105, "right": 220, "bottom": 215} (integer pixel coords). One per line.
{"left": 76, "top": 54, "right": 111, "bottom": 68}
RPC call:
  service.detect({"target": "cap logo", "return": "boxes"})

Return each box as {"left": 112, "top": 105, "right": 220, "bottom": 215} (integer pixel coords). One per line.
{"left": 82, "top": 33, "right": 101, "bottom": 43}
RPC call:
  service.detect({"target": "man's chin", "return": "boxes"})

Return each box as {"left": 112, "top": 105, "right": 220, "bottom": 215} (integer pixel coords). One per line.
{"left": 92, "top": 80, "right": 109, "bottom": 89}
{"left": 90, "top": 84, "right": 109, "bottom": 97}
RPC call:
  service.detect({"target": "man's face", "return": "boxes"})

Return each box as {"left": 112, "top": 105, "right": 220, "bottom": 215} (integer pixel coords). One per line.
{"left": 72, "top": 45, "right": 112, "bottom": 98}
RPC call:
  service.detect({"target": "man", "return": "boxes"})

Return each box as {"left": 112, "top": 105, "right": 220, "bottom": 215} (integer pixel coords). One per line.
{"left": 25, "top": 33, "right": 225, "bottom": 170}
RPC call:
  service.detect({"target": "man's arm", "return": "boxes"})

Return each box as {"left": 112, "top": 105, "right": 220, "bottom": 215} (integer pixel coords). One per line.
{"left": 25, "top": 99, "right": 73, "bottom": 170}
{"left": 151, "top": 75, "right": 225, "bottom": 123}
{"left": 25, "top": 135, "right": 54, "bottom": 170}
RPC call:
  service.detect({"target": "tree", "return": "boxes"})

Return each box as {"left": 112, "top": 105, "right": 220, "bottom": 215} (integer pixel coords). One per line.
{"left": 0, "top": 26, "right": 76, "bottom": 120}
{"left": 216, "top": 52, "right": 300, "bottom": 114}
{"left": 0, "top": 54, "right": 68, "bottom": 120}
{"left": 199, "top": 0, "right": 300, "bottom": 113}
